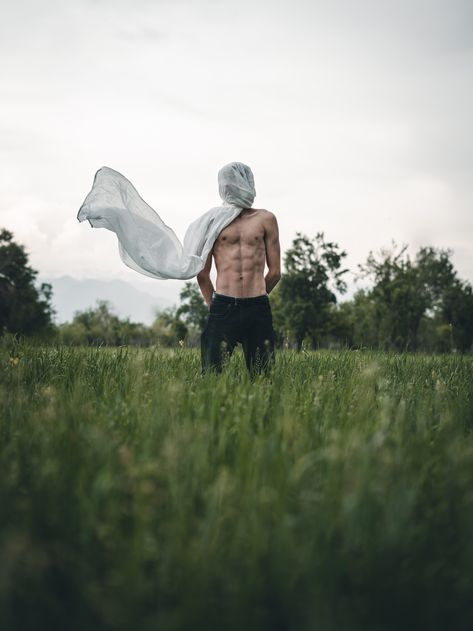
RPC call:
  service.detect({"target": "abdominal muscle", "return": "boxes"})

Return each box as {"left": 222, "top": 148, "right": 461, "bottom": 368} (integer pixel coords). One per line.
{"left": 212, "top": 225, "right": 267, "bottom": 298}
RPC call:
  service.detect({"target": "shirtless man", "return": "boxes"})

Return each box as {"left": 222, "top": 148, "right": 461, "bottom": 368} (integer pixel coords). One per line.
{"left": 197, "top": 165, "right": 281, "bottom": 374}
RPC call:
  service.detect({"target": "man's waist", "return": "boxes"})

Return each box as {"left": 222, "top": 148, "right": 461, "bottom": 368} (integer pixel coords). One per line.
{"left": 212, "top": 292, "right": 269, "bottom": 306}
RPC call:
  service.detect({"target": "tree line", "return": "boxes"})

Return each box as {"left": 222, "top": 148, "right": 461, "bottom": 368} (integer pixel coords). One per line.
{"left": 1, "top": 228, "right": 472, "bottom": 352}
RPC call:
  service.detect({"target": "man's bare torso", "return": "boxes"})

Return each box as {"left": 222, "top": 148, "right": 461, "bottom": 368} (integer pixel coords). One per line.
{"left": 212, "top": 208, "right": 268, "bottom": 298}
{"left": 197, "top": 207, "right": 281, "bottom": 305}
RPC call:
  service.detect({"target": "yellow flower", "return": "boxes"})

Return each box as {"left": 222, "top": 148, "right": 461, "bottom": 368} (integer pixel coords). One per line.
{"left": 9, "top": 357, "right": 20, "bottom": 367}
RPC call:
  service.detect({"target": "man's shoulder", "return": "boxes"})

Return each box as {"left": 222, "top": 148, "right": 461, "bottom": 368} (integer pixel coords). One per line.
{"left": 259, "top": 209, "right": 278, "bottom": 226}
{"left": 255, "top": 210, "right": 278, "bottom": 237}
{"left": 252, "top": 208, "right": 277, "bottom": 220}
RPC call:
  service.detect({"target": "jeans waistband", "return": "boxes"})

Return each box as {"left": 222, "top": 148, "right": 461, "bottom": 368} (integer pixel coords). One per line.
{"left": 212, "top": 292, "right": 269, "bottom": 305}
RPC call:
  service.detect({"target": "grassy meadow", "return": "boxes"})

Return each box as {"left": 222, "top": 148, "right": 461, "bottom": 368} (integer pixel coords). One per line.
{"left": 1, "top": 338, "right": 473, "bottom": 630}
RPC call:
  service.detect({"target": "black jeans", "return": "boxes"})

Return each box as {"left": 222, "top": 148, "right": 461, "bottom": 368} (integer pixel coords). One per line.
{"left": 201, "top": 292, "right": 275, "bottom": 375}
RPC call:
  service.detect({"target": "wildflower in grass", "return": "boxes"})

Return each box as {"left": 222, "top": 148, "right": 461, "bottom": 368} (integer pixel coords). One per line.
{"left": 178, "top": 339, "right": 185, "bottom": 348}
{"left": 41, "top": 385, "right": 55, "bottom": 398}
{"left": 9, "top": 356, "right": 20, "bottom": 367}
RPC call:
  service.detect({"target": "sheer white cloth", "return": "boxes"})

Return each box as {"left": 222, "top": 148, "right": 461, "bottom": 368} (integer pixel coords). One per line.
{"left": 77, "top": 162, "right": 256, "bottom": 280}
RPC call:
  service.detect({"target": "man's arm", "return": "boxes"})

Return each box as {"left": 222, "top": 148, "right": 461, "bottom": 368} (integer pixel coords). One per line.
{"left": 264, "top": 212, "right": 281, "bottom": 294}
{"left": 197, "top": 251, "right": 214, "bottom": 307}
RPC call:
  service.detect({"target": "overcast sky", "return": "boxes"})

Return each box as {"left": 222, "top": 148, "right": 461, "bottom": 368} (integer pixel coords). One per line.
{"left": 1, "top": 0, "right": 472, "bottom": 300}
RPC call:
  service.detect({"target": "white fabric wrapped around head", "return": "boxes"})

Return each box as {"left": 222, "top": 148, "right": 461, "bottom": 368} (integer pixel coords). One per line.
{"left": 77, "top": 162, "right": 256, "bottom": 280}
{"left": 218, "top": 162, "right": 256, "bottom": 208}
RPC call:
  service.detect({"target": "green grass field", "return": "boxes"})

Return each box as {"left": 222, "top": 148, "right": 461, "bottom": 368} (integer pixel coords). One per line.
{"left": 1, "top": 340, "right": 473, "bottom": 631}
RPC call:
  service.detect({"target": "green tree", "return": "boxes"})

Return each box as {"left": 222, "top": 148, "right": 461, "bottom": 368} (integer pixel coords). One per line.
{"left": 0, "top": 228, "right": 54, "bottom": 336}
{"left": 415, "top": 246, "right": 457, "bottom": 307}
{"left": 438, "top": 280, "right": 473, "bottom": 352}
{"left": 177, "top": 281, "right": 208, "bottom": 332}
{"left": 153, "top": 307, "right": 188, "bottom": 346}
{"left": 358, "top": 244, "right": 473, "bottom": 352}
{"left": 59, "top": 300, "right": 154, "bottom": 346}
{"left": 277, "top": 233, "right": 348, "bottom": 350}
{"left": 359, "top": 245, "right": 429, "bottom": 350}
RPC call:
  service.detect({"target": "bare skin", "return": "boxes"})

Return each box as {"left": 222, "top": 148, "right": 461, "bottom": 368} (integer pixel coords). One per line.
{"left": 197, "top": 208, "right": 281, "bottom": 307}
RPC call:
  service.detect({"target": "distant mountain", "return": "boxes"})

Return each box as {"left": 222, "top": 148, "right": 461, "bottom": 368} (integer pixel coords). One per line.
{"left": 41, "top": 276, "right": 173, "bottom": 325}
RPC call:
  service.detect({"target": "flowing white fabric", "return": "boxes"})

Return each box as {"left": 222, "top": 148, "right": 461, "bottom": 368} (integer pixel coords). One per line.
{"left": 77, "top": 162, "right": 256, "bottom": 280}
